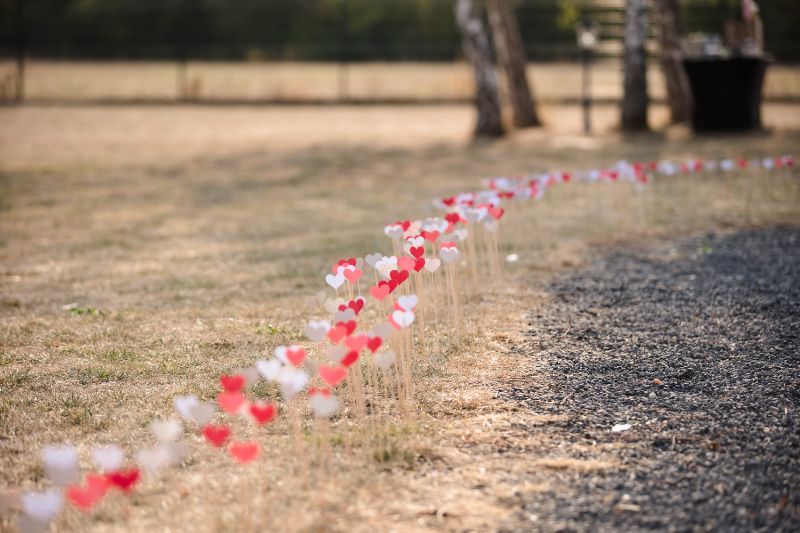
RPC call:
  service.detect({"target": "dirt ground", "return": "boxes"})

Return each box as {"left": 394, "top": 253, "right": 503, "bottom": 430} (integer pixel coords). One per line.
{"left": 1, "top": 103, "right": 799, "bottom": 531}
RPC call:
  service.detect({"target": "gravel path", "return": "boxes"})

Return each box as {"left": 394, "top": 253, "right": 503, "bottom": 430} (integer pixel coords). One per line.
{"left": 499, "top": 226, "right": 800, "bottom": 532}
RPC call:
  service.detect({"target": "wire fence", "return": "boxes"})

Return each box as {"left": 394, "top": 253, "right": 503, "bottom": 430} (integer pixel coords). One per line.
{"left": 0, "top": 0, "right": 798, "bottom": 104}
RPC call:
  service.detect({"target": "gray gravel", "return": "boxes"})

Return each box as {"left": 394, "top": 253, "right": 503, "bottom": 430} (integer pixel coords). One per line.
{"left": 499, "top": 226, "right": 800, "bottom": 532}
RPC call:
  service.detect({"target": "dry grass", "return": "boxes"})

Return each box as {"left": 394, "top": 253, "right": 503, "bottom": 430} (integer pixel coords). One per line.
{"left": 0, "top": 102, "right": 799, "bottom": 531}
{"left": 1, "top": 60, "right": 799, "bottom": 103}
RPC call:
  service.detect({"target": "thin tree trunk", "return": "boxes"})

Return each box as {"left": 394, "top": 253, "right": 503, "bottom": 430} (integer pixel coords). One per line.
{"left": 487, "top": 0, "right": 540, "bottom": 128}
{"left": 455, "top": 0, "right": 504, "bottom": 138}
{"left": 653, "top": 0, "right": 691, "bottom": 123}
{"left": 621, "top": 0, "right": 649, "bottom": 130}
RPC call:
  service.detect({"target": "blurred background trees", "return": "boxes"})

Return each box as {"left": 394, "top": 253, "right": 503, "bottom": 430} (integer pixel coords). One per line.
{"left": 2, "top": 0, "right": 799, "bottom": 62}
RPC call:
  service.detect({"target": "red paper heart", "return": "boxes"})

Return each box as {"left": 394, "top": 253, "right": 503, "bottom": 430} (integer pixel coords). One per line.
{"left": 414, "top": 257, "right": 425, "bottom": 272}
{"left": 340, "top": 350, "right": 357, "bottom": 367}
{"left": 202, "top": 424, "right": 231, "bottom": 447}
{"left": 217, "top": 391, "right": 246, "bottom": 414}
{"left": 285, "top": 346, "right": 306, "bottom": 367}
{"left": 220, "top": 374, "right": 245, "bottom": 393}
{"left": 249, "top": 402, "right": 277, "bottom": 425}
{"left": 367, "top": 337, "right": 382, "bottom": 353}
{"left": 319, "top": 365, "right": 347, "bottom": 387}
{"left": 336, "top": 320, "right": 357, "bottom": 336}
{"left": 369, "top": 284, "right": 390, "bottom": 301}
{"left": 68, "top": 474, "right": 110, "bottom": 511}
{"left": 107, "top": 468, "right": 140, "bottom": 492}
{"left": 347, "top": 298, "right": 365, "bottom": 314}
{"left": 389, "top": 269, "right": 409, "bottom": 284}
{"left": 228, "top": 441, "right": 260, "bottom": 464}
{"left": 445, "top": 213, "right": 460, "bottom": 224}
{"left": 409, "top": 246, "right": 424, "bottom": 259}
{"left": 442, "top": 197, "right": 456, "bottom": 207}
{"left": 488, "top": 206, "right": 505, "bottom": 220}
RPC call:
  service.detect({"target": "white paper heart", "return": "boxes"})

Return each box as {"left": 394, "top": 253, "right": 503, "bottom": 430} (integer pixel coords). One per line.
{"left": 305, "top": 319, "right": 330, "bottom": 342}
{"left": 325, "top": 272, "right": 345, "bottom": 290}
{"left": 188, "top": 401, "right": 216, "bottom": 426}
{"left": 309, "top": 393, "right": 339, "bottom": 418}
{"left": 424, "top": 258, "right": 442, "bottom": 273}
{"left": 235, "top": 367, "right": 260, "bottom": 386}
{"left": 384, "top": 225, "right": 403, "bottom": 241}
{"left": 397, "top": 294, "right": 418, "bottom": 311}
{"left": 324, "top": 345, "right": 347, "bottom": 363}
{"left": 274, "top": 345, "right": 288, "bottom": 364}
{"left": 41, "top": 445, "right": 79, "bottom": 486}
{"left": 370, "top": 322, "right": 394, "bottom": 341}
{"left": 391, "top": 309, "right": 415, "bottom": 328}
{"left": 405, "top": 235, "right": 424, "bottom": 247}
{"left": 256, "top": 358, "right": 282, "bottom": 381}
{"left": 365, "top": 253, "right": 382, "bottom": 268}
{"left": 440, "top": 247, "right": 459, "bottom": 263}
{"left": 21, "top": 489, "right": 63, "bottom": 524}
{"left": 149, "top": 418, "right": 182, "bottom": 443}
{"left": 373, "top": 350, "right": 396, "bottom": 370}
{"left": 135, "top": 445, "right": 171, "bottom": 472}
{"left": 277, "top": 367, "right": 309, "bottom": 401}
{"left": 173, "top": 395, "right": 199, "bottom": 421}
{"left": 91, "top": 444, "right": 124, "bottom": 472}
{"left": 333, "top": 307, "right": 356, "bottom": 323}
{"left": 136, "top": 441, "right": 187, "bottom": 472}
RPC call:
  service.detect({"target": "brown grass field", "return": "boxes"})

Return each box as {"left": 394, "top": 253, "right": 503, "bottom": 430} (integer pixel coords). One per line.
{"left": 0, "top": 94, "right": 799, "bottom": 531}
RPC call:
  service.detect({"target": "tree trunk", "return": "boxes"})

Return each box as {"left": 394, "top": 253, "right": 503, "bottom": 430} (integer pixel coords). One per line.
{"left": 487, "top": 0, "right": 541, "bottom": 128}
{"left": 653, "top": 0, "right": 691, "bottom": 123}
{"left": 455, "top": 0, "right": 504, "bottom": 138}
{"left": 621, "top": 0, "right": 649, "bottom": 131}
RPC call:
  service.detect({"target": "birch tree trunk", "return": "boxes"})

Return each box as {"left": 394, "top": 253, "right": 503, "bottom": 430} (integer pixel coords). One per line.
{"left": 487, "top": 0, "right": 541, "bottom": 128}
{"left": 621, "top": 0, "right": 649, "bottom": 131}
{"left": 653, "top": 0, "right": 692, "bottom": 123}
{"left": 455, "top": 0, "right": 504, "bottom": 138}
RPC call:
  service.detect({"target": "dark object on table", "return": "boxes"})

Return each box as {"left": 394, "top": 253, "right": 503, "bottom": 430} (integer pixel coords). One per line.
{"left": 683, "top": 57, "right": 767, "bottom": 131}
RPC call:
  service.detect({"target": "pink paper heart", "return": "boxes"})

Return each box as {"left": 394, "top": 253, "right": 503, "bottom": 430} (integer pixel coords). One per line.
{"left": 228, "top": 442, "right": 260, "bottom": 464}
{"left": 318, "top": 365, "right": 347, "bottom": 387}
{"left": 217, "top": 391, "right": 246, "bottom": 414}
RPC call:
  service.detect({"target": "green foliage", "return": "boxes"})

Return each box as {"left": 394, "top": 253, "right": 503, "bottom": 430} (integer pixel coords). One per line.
{"left": 0, "top": 0, "right": 797, "bottom": 60}
{"left": 63, "top": 303, "right": 103, "bottom": 316}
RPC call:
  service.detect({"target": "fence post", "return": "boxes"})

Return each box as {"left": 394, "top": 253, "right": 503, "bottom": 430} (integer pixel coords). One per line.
{"left": 14, "top": 0, "right": 25, "bottom": 103}
{"left": 338, "top": 0, "right": 349, "bottom": 102}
